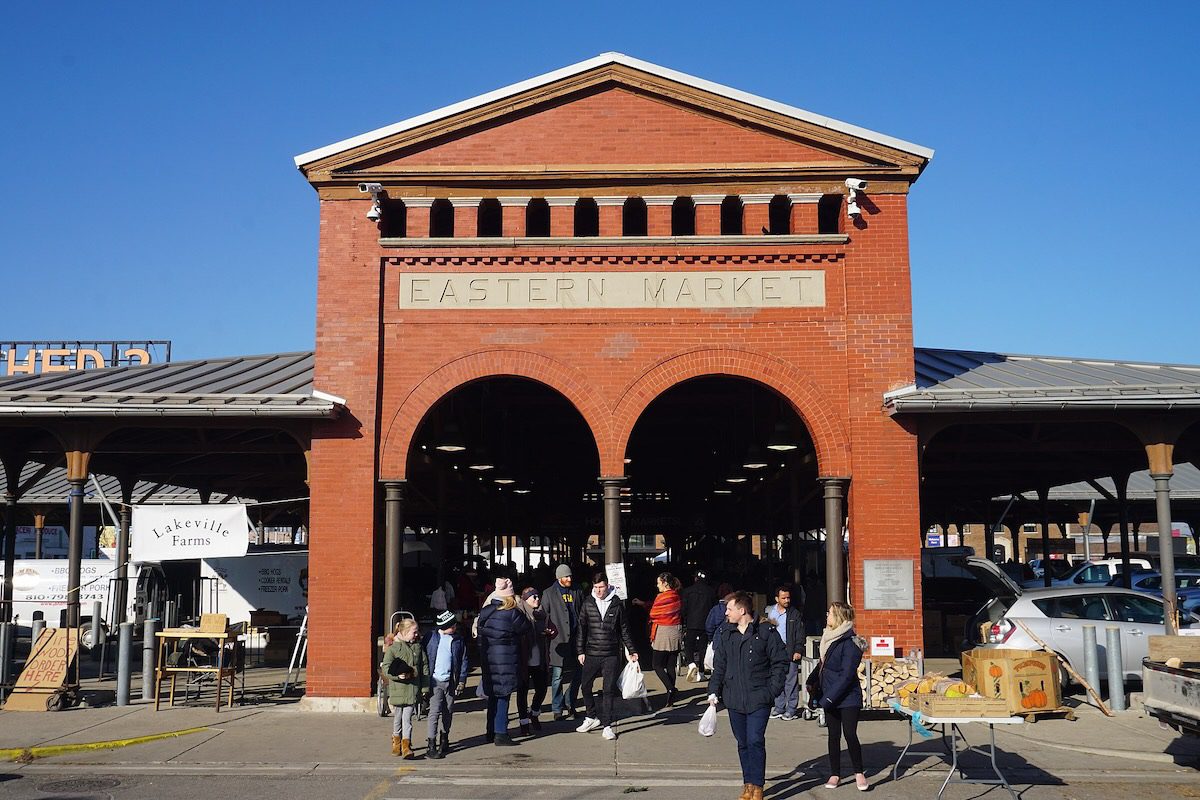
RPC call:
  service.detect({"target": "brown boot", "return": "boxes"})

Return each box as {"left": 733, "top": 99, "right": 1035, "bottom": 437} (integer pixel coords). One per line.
{"left": 400, "top": 738, "right": 413, "bottom": 759}
{"left": 390, "top": 735, "right": 402, "bottom": 756}
{"left": 748, "top": 786, "right": 763, "bottom": 800}
{"left": 738, "top": 784, "right": 753, "bottom": 800}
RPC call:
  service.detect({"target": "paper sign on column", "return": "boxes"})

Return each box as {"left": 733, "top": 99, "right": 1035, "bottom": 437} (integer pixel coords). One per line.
{"left": 604, "top": 562, "right": 629, "bottom": 600}
{"left": 132, "top": 504, "right": 251, "bottom": 562}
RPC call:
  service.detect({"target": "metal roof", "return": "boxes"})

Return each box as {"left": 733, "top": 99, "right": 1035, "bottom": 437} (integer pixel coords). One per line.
{"left": 1023, "top": 462, "right": 1200, "bottom": 502}
{"left": 0, "top": 461, "right": 249, "bottom": 506}
{"left": 0, "top": 352, "right": 341, "bottom": 418}
{"left": 888, "top": 348, "right": 1200, "bottom": 412}
{"left": 294, "top": 52, "right": 934, "bottom": 168}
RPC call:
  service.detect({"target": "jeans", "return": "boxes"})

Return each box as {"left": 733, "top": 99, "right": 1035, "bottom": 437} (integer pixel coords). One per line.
{"left": 826, "top": 706, "right": 863, "bottom": 775}
{"left": 391, "top": 703, "right": 414, "bottom": 738}
{"left": 427, "top": 679, "right": 455, "bottom": 739}
{"left": 684, "top": 629, "right": 708, "bottom": 669}
{"left": 773, "top": 661, "right": 799, "bottom": 716}
{"left": 486, "top": 693, "right": 512, "bottom": 735}
{"left": 579, "top": 654, "right": 620, "bottom": 726}
{"left": 727, "top": 706, "right": 771, "bottom": 786}
{"left": 517, "top": 665, "right": 548, "bottom": 720}
{"left": 550, "top": 663, "right": 580, "bottom": 714}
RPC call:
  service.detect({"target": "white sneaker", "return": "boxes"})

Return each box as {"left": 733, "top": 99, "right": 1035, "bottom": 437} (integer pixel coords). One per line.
{"left": 601, "top": 725, "right": 617, "bottom": 740}
{"left": 686, "top": 663, "right": 699, "bottom": 682}
{"left": 576, "top": 717, "right": 601, "bottom": 733}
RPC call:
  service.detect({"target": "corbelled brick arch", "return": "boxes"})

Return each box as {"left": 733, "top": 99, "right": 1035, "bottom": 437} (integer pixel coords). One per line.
{"left": 379, "top": 348, "right": 613, "bottom": 479}
{"left": 610, "top": 347, "right": 851, "bottom": 477}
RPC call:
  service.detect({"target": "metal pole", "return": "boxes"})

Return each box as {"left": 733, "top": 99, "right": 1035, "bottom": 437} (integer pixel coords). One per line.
{"left": 1117, "top": 477, "right": 1132, "bottom": 588}
{"left": 32, "top": 618, "right": 46, "bottom": 647}
{"left": 0, "top": 623, "right": 11, "bottom": 687}
{"left": 116, "top": 622, "right": 133, "bottom": 706}
{"left": 66, "top": 476, "right": 87, "bottom": 629}
{"left": 1152, "top": 473, "right": 1179, "bottom": 635}
{"left": 822, "top": 478, "right": 847, "bottom": 605}
{"left": 164, "top": 600, "right": 176, "bottom": 631}
{"left": 142, "top": 617, "right": 157, "bottom": 700}
{"left": 33, "top": 513, "right": 44, "bottom": 560}
{"left": 383, "top": 480, "right": 405, "bottom": 635}
{"left": 1038, "top": 488, "right": 1052, "bottom": 589}
{"left": 600, "top": 477, "right": 625, "bottom": 567}
{"left": 90, "top": 600, "right": 102, "bottom": 663}
{"left": 1082, "top": 499, "right": 1095, "bottom": 563}
{"left": 115, "top": 503, "right": 131, "bottom": 625}
{"left": 1, "top": 491, "right": 17, "bottom": 623}
{"left": 1105, "top": 626, "right": 1125, "bottom": 711}
{"left": 1082, "top": 624, "right": 1101, "bottom": 698}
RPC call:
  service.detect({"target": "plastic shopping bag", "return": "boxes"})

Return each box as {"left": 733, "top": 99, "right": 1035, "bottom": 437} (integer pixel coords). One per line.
{"left": 703, "top": 642, "right": 715, "bottom": 672}
{"left": 698, "top": 704, "right": 718, "bottom": 737}
{"left": 620, "top": 659, "right": 647, "bottom": 700}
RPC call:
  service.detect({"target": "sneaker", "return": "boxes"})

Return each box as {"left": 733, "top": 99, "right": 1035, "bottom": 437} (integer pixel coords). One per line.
{"left": 601, "top": 725, "right": 617, "bottom": 740}
{"left": 769, "top": 709, "right": 783, "bottom": 719}
{"left": 685, "top": 663, "right": 699, "bottom": 682}
{"left": 781, "top": 713, "right": 798, "bottom": 721}
{"left": 576, "top": 717, "right": 601, "bottom": 733}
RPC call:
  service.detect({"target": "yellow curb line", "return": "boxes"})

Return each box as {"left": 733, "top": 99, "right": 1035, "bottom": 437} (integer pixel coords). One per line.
{"left": 0, "top": 726, "right": 211, "bottom": 762}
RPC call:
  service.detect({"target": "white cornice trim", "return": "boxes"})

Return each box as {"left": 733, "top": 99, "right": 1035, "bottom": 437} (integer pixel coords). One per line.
{"left": 740, "top": 193, "right": 774, "bottom": 204}
{"left": 497, "top": 196, "right": 532, "bottom": 206}
{"left": 642, "top": 196, "right": 676, "bottom": 206}
{"left": 448, "top": 197, "right": 483, "bottom": 207}
{"left": 294, "top": 52, "right": 934, "bottom": 168}
{"left": 593, "top": 196, "right": 627, "bottom": 206}
{"left": 401, "top": 197, "right": 435, "bottom": 208}
{"left": 544, "top": 196, "right": 579, "bottom": 207}
{"left": 788, "top": 193, "right": 823, "bottom": 204}
{"left": 692, "top": 194, "right": 725, "bottom": 205}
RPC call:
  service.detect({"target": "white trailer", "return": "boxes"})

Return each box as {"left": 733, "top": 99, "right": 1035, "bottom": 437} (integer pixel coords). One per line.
{"left": 199, "top": 550, "right": 308, "bottom": 625}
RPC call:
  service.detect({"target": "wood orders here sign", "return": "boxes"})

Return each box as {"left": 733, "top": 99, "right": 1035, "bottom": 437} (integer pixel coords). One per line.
{"left": 2, "top": 627, "right": 77, "bottom": 711}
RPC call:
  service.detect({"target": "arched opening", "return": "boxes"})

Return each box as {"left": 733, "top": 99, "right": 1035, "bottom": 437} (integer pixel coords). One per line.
{"left": 768, "top": 195, "right": 790, "bottom": 235}
{"left": 404, "top": 378, "right": 601, "bottom": 609}
{"left": 477, "top": 198, "right": 502, "bottom": 237}
{"left": 818, "top": 194, "right": 843, "bottom": 234}
{"left": 720, "top": 196, "right": 743, "bottom": 235}
{"left": 574, "top": 198, "right": 599, "bottom": 237}
{"left": 671, "top": 197, "right": 695, "bottom": 236}
{"left": 380, "top": 198, "right": 406, "bottom": 238}
{"left": 430, "top": 199, "right": 454, "bottom": 238}
{"left": 525, "top": 198, "right": 550, "bottom": 237}
{"left": 622, "top": 197, "right": 648, "bottom": 236}
{"left": 622, "top": 377, "right": 826, "bottom": 631}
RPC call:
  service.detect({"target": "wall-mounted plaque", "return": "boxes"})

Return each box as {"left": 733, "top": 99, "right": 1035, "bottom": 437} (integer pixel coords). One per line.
{"left": 863, "top": 559, "right": 914, "bottom": 610}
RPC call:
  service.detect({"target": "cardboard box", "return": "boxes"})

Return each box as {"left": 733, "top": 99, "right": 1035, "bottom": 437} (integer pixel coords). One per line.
{"left": 917, "top": 695, "right": 1011, "bottom": 718}
{"left": 962, "top": 648, "right": 1061, "bottom": 714}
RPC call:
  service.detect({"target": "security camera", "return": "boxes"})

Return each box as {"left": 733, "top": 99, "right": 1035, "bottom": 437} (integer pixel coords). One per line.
{"left": 844, "top": 178, "right": 868, "bottom": 190}
{"left": 358, "top": 182, "right": 384, "bottom": 194}
{"left": 366, "top": 202, "right": 382, "bottom": 222}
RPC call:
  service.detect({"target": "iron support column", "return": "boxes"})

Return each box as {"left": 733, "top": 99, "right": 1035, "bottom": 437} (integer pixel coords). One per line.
{"left": 1152, "top": 472, "right": 1178, "bottom": 635}
{"left": 1038, "top": 488, "right": 1052, "bottom": 589}
{"left": 66, "top": 477, "right": 86, "bottom": 629}
{"left": 1116, "top": 476, "right": 1132, "bottom": 588}
{"left": 115, "top": 502, "right": 131, "bottom": 625}
{"left": 383, "top": 480, "right": 406, "bottom": 636}
{"left": 822, "top": 477, "right": 849, "bottom": 605}
{"left": 600, "top": 477, "right": 625, "bottom": 567}
{"left": 1, "top": 492, "right": 16, "bottom": 623}
{"left": 33, "top": 511, "right": 45, "bottom": 561}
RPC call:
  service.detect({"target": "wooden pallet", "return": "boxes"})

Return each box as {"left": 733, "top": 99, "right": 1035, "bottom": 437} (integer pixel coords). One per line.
{"left": 1018, "top": 706, "right": 1076, "bottom": 723}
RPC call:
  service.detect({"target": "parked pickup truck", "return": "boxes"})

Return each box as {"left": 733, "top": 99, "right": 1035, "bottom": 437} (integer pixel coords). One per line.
{"left": 1142, "top": 636, "right": 1200, "bottom": 738}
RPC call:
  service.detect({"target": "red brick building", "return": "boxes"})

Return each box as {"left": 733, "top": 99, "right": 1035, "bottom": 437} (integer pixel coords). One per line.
{"left": 296, "top": 54, "right": 934, "bottom": 700}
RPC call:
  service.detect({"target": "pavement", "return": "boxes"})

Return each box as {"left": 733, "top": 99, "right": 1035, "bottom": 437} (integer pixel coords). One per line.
{"left": 1, "top": 664, "right": 1199, "bottom": 799}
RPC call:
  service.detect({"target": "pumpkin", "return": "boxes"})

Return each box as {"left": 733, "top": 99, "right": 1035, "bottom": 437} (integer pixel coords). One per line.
{"left": 1020, "top": 694, "right": 1033, "bottom": 709}
{"left": 988, "top": 665, "right": 1003, "bottom": 678}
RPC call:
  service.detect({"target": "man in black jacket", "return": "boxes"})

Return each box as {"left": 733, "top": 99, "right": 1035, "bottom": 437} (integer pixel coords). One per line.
{"left": 680, "top": 570, "right": 716, "bottom": 681}
{"left": 574, "top": 573, "right": 638, "bottom": 740}
{"left": 707, "top": 591, "right": 788, "bottom": 800}
{"left": 766, "top": 584, "right": 804, "bottom": 720}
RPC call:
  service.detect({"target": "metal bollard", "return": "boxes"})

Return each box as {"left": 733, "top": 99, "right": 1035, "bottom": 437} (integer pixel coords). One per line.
{"left": 1082, "top": 624, "right": 1102, "bottom": 695}
{"left": 0, "top": 623, "right": 11, "bottom": 687}
{"left": 116, "top": 623, "right": 133, "bottom": 706}
{"left": 142, "top": 617, "right": 158, "bottom": 701}
{"left": 32, "top": 618, "right": 46, "bottom": 647}
{"left": 1105, "top": 626, "right": 1126, "bottom": 712}
{"left": 91, "top": 600, "right": 104, "bottom": 665}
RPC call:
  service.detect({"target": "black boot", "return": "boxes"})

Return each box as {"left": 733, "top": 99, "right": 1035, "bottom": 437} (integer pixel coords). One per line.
{"left": 485, "top": 731, "right": 495, "bottom": 744}
{"left": 425, "top": 737, "right": 443, "bottom": 759}
{"left": 494, "top": 733, "right": 518, "bottom": 746}
{"left": 665, "top": 688, "right": 676, "bottom": 708}
{"left": 438, "top": 731, "right": 450, "bottom": 757}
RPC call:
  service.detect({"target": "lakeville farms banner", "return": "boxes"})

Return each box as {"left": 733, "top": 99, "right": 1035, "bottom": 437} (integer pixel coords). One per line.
{"left": 132, "top": 505, "right": 251, "bottom": 562}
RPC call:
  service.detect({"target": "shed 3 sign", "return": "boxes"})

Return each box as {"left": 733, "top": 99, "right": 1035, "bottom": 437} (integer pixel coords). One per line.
{"left": 131, "top": 505, "right": 251, "bottom": 562}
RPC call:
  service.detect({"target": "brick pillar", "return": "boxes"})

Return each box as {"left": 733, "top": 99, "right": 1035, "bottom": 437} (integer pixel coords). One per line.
{"left": 595, "top": 196, "right": 625, "bottom": 237}
{"left": 741, "top": 193, "right": 772, "bottom": 236}
{"left": 693, "top": 194, "right": 723, "bottom": 235}
{"left": 403, "top": 197, "right": 434, "bottom": 238}
{"left": 498, "top": 196, "right": 529, "bottom": 237}
{"left": 546, "top": 196, "right": 578, "bottom": 237}
{"left": 789, "top": 193, "right": 821, "bottom": 234}
{"left": 450, "top": 197, "right": 480, "bottom": 238}
{"left": 644, "top": 196, "right": 674, "bottom": 236}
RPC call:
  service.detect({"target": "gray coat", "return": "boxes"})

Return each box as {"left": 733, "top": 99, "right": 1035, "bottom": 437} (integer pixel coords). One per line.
{"left": 542, "top": 581, "right": 583, "bottom": 667}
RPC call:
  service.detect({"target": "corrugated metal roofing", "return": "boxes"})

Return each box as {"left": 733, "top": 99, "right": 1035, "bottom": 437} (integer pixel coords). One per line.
{"left": 0, "top": 461, "right": 249, "bottom": 505}
{"left": 1039, "top": 462, "right": 1200, "bottom": 501}
{"left": 890, "top": 348, "right": 1200, "bottom": 411}
{"left": 0, "top": 352, "right": 339, "bottom": 417}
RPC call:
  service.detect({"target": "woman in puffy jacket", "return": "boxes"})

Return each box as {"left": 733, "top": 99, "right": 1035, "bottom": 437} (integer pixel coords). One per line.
{"left": 477, "top": 578, "right": 532, "bottom": 746}
{"left": 814, "top": 601, "right": 867, "bottom": 791}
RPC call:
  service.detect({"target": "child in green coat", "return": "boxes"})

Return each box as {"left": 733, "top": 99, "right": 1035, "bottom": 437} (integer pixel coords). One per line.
{"left": 383, "top": 618, "right": 428, "bottom": 758}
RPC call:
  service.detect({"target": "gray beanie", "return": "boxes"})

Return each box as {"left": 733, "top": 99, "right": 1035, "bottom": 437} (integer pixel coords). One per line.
{"left": 555, "top": 564, "right": 573, "bottom": 579}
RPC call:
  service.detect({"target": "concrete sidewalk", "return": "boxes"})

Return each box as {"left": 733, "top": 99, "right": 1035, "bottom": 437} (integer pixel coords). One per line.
{"left": 2, "top": 672, "right": 1198, "bottom": 797}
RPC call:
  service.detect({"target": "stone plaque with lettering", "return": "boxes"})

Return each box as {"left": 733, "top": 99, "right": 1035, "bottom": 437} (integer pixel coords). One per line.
{"left": 399, "top": 270, "right": 825, "bottom": 310}
{"left": 862, "top": 559, "right": 915, "bottom": 611}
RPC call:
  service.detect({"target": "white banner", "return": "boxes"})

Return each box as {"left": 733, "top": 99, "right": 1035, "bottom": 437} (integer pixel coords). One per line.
{"left": 132, "top": 505, "right": 251, "bottom": 562}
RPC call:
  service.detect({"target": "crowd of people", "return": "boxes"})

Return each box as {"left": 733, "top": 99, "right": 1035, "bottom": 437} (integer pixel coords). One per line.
{"left": 381, "top": 564, "right": 869, "bottom": 794}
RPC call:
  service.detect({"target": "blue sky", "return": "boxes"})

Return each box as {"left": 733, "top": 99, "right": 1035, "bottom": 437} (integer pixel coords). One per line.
{"left": 2, "top": 3, "right": 1197, "bottom": 363}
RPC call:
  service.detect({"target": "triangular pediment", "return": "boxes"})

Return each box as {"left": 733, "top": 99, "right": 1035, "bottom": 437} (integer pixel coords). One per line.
{"left": 297, "top": 54, "right": 931, "bottom": 182}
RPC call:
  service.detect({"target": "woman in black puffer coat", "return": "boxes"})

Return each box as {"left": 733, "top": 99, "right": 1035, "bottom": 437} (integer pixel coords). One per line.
{"left": 477, "top": 580, "right": 532, "bottom": 746}
{"left": 814, "top": 601, "right": 867, "bottom": 791}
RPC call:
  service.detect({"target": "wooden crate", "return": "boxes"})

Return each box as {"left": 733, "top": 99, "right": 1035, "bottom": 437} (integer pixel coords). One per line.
{"left": 917, "top": 695, "right": 1011, "bottom": 718}
{"left": 1148, "top": 635, "right": 1200, "bottom": 666}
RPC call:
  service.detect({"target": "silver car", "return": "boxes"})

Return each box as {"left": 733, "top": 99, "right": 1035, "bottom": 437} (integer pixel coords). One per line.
{"left": 977, "top": 586, "right": 1200, "bottom": 684}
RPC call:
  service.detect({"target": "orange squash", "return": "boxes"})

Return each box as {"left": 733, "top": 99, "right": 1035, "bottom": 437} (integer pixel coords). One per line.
{"left": 988, "top": 665, "right": 1003, "bottom": 678}
{"left": 1020, "top": 694, "right": 1032, "bottom": 709}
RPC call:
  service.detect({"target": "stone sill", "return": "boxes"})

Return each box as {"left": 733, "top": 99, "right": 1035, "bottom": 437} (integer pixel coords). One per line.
{"left": 379, "top": 234, "right": 849, "bottom": 248}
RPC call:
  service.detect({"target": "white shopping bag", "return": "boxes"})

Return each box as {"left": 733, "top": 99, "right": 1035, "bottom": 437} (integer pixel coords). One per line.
{"left": 698, "top": 704, "right": 718, "bottom": 737}
{"left": 620, "top": 659, "right": 647, "bottom": 700}
{"left": 703, "top": 642, "right": 715, "bottom": 672}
